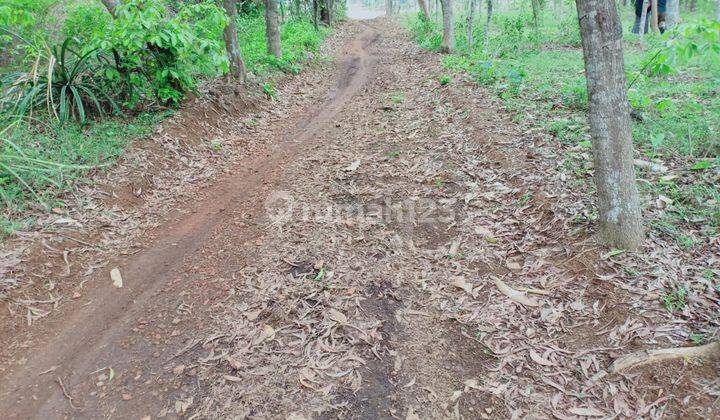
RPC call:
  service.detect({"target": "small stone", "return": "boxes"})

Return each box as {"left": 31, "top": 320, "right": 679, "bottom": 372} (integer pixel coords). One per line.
{"left": 121, "top": 393, "right": 133, "bottom": 401}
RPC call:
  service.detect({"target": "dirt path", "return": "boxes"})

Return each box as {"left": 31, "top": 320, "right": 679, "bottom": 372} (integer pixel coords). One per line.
{"left": 0, "top": 22, "right": 378, "bottom": 419}
{"left": 1, "top": 18, "right": 718, "bottom": 420}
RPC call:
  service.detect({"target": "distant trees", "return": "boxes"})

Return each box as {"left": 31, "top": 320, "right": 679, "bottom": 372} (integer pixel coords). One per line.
{"left": 575, "top": 0, "right": 644, "bottom": 249}
{"left": 467, "top": 0, "right": 477, "bottom": 46}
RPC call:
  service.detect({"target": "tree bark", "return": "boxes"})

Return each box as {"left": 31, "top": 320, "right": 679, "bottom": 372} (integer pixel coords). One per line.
{"left": 100, "top": 0, "right": 120, "bottom": 16}
{"left": 386, "top": 0, "right": 394, "bottom": 16}
{"left": 320, "top": 0, "right": 331, "bottom": 25}
{"left": 467, "top": 0, "right": 476, "bottom": 46}
{"left": 418, "top": 0, "right": 430, "bottom": 19}
{"left": 650, "top": 0, "right": 659, "bottom": 32}
{"left": 312, "top": 0, "right": 318, "bottom": 29}
{"left": 265, "top": 0, "right": 282, "bottom": 58}
{"left": 638, "top": 0, "right": 648, "bottom": 37}
{"left": 484, "top": 0, "right": 492, "bottom": 49}
{"left": 223, "top": 0, "right": 247, "bottom": 81}
{"left": 575, "top": 0, "right": 644, "bottom": 249}
{"left": 666, "top": 0, "right": 679, "bottom": 28}
{"left": 531, "top": 0, "right": 541, "bottom": 29}
{"left": 440, "top": 0, "right": 455, "bottom": 52}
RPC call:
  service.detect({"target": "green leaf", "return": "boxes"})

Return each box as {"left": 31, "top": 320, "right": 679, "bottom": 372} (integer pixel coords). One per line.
{"left": 690, "top": 160, "right": 713, "bottom": 171}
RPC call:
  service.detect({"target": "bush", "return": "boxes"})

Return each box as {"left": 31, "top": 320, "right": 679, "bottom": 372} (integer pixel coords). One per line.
{"left": 96, "top": 0, "right": 228, "bottom": 105}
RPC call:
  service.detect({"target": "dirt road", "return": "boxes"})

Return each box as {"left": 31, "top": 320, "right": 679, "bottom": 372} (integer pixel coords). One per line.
{"left": 0, "top": 19, "right": 717, "bottom": 419}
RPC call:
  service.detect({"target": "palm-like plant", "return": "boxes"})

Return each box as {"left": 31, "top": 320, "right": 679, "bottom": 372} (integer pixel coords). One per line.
{"left": 1, "top": 37, "right": 119, "bottom": 124}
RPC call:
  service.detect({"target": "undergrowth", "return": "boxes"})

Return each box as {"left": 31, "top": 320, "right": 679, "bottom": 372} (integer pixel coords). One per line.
{"left": 1, "top": 1, "right": 331, "bottom": 231}
{"left": 406, "top": 5, "right": 719, "bottom": 245}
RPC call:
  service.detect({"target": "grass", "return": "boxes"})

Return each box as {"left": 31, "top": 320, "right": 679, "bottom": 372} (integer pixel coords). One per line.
{"left": 1, "top": 14, "right": 330, "bottom": 233}
{"left": 406, "top": 5, "right": 719, "bottom": 245}
{"left": 1, "top": 112, "right": 168, "bottom": 223}
{"left": 237, "top": 14, "right": 329, "bottom": 75}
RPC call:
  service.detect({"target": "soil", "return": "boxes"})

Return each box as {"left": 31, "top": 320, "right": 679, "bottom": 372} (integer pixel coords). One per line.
{"left": 0, "top": 18, "right": 718, "bottom": 419}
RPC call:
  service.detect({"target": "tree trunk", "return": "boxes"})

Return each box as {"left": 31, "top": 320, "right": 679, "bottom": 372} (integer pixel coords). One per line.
{"left": 716, "top": 0, "right": 720, "bottom": 21}
{"left": 440, "top": 0, "right": 455, "bottom": 52}
{"left": 320, "top": 0, "right": 331, "bottom": 25}
{"left": 666, "top": 0, "right": 679, "bottom": 28}
{"left": 312, "top": 0, "right": 318, "bottom": 29}
{"left": 638, "top": 0, "right": 649, "bottom": 37}
{"left": 418, "top": 0, "right": 430, "bottom": 19}
{"left": 467, "top": 0, "right": 476, "bottom": 46}
{"left": 223, "top": 0, "right": 247, "bottom": 81}
{"left": 436, "top": 0, "right": 441, "bottom": 24}
{"left": 100, "top": 0, "right": 120, "bottom": 16}
{"left": 386, "top": 0, "right": 394, "bottom": 16}
{"left": 265, "top": 0, "right": 282, "bottom": 58}
{"left": 484, "top": 0, "right": 492, "bottom": 49}
{"left": 650, "top": 0, "right": 659, "bottom": 32}
{"left": 531, "top": 0, "right": 541, "bottom": 29}
{"left": 575, "top": 0, "right": 644, "bottom": 249}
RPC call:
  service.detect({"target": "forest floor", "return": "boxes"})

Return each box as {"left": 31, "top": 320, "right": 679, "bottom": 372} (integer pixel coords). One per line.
{"left": 0, "top": 18, "right": 718, "bottom": 419}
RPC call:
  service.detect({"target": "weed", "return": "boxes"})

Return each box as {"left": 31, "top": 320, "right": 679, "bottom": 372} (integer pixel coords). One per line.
{"left": 690, "top": 332, "right": 705, "bottom": 345}
{"left": 263, "top": 82, "right": 277, "bottom": 100}
{"left": 439, "top": 74, "right": 451, "bottom": 86}
{"left": 390, "top": 93, "right": 405, "bottom": 104}
{"left": 661, "top": 283, "right": 688, "bottom": 313}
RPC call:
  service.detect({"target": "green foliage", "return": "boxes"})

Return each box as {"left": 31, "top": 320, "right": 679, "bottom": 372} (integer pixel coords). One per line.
{"left": 236, "top": 13, "right": 327, "bottom": 76}
{"left": 262, "top": 82, "right": 276, "bottom": 99}
{"left": 661, "top": 283, "right": 688, "bottom": 313}
{"left": 0, "top": 112, "right": 167, "bottom": 212}
{"left": 96, "top": 0, "right": 228, "bottom": 105}
{"left": 1, "top": 0, "right": 330, "bottom": 216}
{"left": 438, "top": 74, "right": 451, "bottom": 85}
{"left": 2, "top": 38, "right": 118, "bottom": 124}
{"left": 61, "top": 3, "right": 111, "bottom": 46}
{"left": 644, "top": 19, "right": 720, "bottom": 77}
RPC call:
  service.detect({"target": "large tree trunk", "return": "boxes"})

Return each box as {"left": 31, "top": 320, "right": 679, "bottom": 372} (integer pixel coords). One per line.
{"left": 100, "top": 0, "right": 120, "bottom": 16}
{"left": 575, "top": 0, "right": 643, "bottom": 249}
{"left": 666, "top": 0, "right": 679, "bottom": 28}
{"left": 418, "top": 0, "right": 430, "bottom": 19}
{"left": 440, "top": 0, "right": 455, "bottom": 52}
{"left": 265, "top": 0, "right": 282, "bottom": 58}
{"left": 467, "top": 0, "right": 476, "bottom": 46}
{"left": 223, "top": 0, "right": 247, "bottom": 81}
{"left": 484, "top": 0, "right": 492, "bottom": 49}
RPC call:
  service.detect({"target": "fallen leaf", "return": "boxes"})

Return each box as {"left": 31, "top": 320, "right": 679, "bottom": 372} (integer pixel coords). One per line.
{"left": 328, "top": 308, "right": 347, "bottom": 324}
{"left": 529, "top": 349, "right": 554, "bottom": 366}
{"left": 345, "top": 159, "right": 361, "bottom": 171}
{"left": 493, "top": 277, "right": 539, "bottom": 307}
{"left": 110, "top": 268, "right": 123, "bottom": 288}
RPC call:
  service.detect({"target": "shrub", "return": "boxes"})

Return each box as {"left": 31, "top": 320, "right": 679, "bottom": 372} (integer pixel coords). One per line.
{"left": 95, "top": 0, "right": 228, "bottom": 106}
{"left": 1, "top": 37, "right": 118, "bottom": 124}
